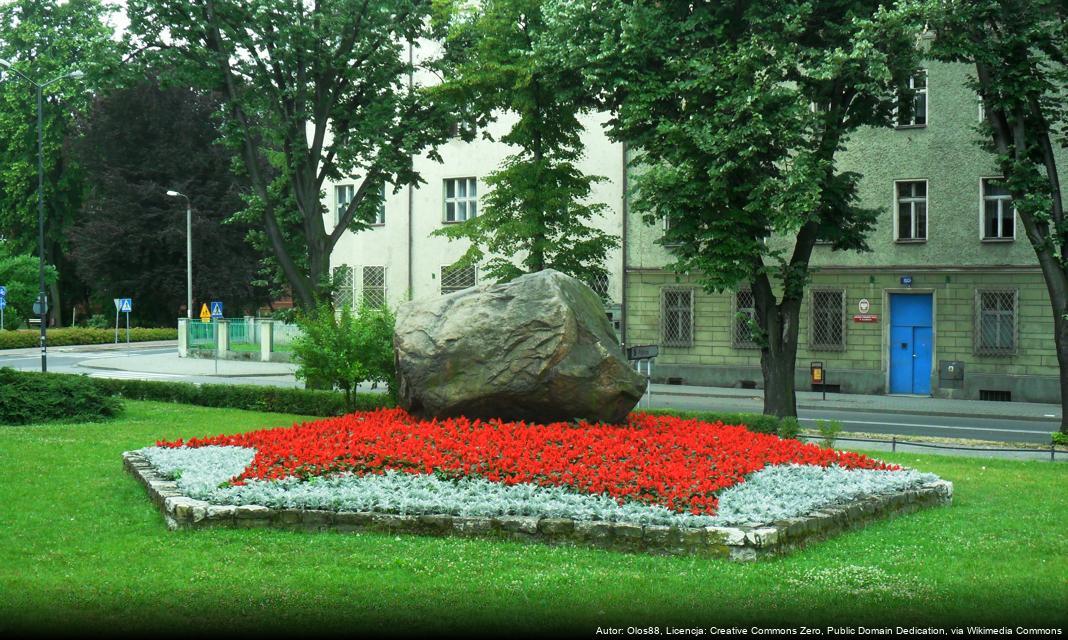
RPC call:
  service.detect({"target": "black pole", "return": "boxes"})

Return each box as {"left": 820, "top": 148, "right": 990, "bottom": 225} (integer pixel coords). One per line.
{"left": 37, "top": 83, "right": 46, "bottom": 372}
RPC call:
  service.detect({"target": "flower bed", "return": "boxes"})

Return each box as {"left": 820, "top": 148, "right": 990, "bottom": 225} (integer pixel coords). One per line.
{"left": 151, "top": 409, "right": 926, "bottom": 519}
{"left": 129, "top": 409, "right": 952, "bottom": 557}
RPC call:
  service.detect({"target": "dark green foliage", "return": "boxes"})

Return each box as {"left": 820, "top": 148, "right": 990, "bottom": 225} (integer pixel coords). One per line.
{"left": 0, "top": 327, "right": 176, "bottom": 349}
{"left": 0, "top": 368, "right": 122, "bottom": 425}
{"left": 431, "top": 0, "right": 618, "bottom": 285}
{"left": 87, "top": 375, "right": 392, "bottom": 416}
{"left": 1053, "top": 432, "right": 1068, "bottom": 447}
{"left": 0, "top": 244, "right": 57, "bottom": 330}
{"left": 640, "top": 408, "right": 801, "bottom": 440}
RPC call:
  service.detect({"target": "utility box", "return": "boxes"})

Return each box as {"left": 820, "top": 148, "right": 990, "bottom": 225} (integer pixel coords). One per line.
{"left": 939, "top": 360, "right": 965, "bottom": 389}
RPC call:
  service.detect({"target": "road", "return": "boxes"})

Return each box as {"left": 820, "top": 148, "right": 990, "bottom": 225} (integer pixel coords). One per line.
{"left": 0, "top": 343, "right": 1060, "bottom": 444}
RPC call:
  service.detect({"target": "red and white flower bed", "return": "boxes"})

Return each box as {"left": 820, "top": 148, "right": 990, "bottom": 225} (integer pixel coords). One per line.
{"left": 138, "top": 409, "right": 939, "bottom": 528}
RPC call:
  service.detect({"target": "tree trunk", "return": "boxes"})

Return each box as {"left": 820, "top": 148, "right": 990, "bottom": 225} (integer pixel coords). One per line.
{"left": 1054, "top": 310, "right": 1068, "bottom": 434}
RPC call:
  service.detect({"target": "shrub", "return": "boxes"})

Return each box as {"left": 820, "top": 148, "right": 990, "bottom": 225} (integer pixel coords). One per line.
{"left": 1053, "top": 431, "right": 1068, "bottom": 447}
{"left": 816, "top": 419, "right": 844, "bottom": 448}
{"left": 640, "top": 408, "right": 800, "bottom": 439}
{"left": 0, "top": 327, "right": 178, "bottom": 350}
{"left": 0, "top": 368, "right": 123, "bottom": 425}
{"left": 92, "top": 377, "right": 393, "bottom": 416}
{"left": 291, "top": 303, "right": 397, "bottom": 411}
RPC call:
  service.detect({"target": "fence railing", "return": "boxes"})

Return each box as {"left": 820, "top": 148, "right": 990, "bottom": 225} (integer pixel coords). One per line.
{"left": 178, "top": 317, "right": 297, "bottom": 361}
{"left": 798, "top": 434, "right": 1064, "bottom": 462}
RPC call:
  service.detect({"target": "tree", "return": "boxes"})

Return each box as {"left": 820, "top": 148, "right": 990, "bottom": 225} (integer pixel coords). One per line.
{"left": 431, "top": 0, "right": 618, "bottom": 286}
{"left": 127, "top": 0, "right": 457, "bottom": 309}
{"left": 0, "top": 242, "right": 57, "bottom": 330}
{"left": 925, "top": 0, "right": 1068, "bottom": 434}
{"left": 0, "top": 0, "right": 123, "bottom": 326}
{"left": 545, "top": 0, "right": 921, "bottom": 417}
{"left": 292, "top": 302, "right": 397, "bottom": 410}
{"left": 67, "top": 78, "right": 268, "bottom": 326}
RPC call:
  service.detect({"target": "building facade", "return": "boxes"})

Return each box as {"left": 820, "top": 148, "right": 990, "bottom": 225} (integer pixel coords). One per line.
{"left": 327, "top": 59, "right": 1062, "bottom": 403}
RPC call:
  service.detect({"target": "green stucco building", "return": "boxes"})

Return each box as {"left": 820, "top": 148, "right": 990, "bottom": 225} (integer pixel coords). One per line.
{"left": 622, "top": 59, "right": 1061, "bottom": 403}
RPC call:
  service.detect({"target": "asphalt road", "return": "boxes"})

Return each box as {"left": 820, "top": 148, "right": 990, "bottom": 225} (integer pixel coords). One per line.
{"left": 1, "top": 344, "right": 1059, "bottom": 444}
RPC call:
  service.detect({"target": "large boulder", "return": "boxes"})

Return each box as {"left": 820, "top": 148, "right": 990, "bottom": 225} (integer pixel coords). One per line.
{"left": 393, "top": 269, "right": 645, "bottom": 424}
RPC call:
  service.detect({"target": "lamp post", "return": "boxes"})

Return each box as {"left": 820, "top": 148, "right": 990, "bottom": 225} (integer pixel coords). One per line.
{"left": 166, "top": 190, "right": 193, "bottom": 319}
{"left": 0, "top": 59, "right": 83, "bottom": 373}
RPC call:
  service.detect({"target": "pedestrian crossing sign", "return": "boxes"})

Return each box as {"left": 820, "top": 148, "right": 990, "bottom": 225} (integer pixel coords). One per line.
{"left": 210, "top": 301, "right": 223, "bottom": 318}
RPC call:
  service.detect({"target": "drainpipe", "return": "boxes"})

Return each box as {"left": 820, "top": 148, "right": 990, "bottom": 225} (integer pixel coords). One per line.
{"left": 620, "top": 140, "right": 629, "bottom": 346}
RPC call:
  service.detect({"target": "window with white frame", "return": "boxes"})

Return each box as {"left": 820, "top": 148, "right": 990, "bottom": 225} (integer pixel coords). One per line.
{"left": 897, "top": 69, "right": 927, "bottom": 127}
{"left": 332, "top": 264, "right": 354, "bottom": 308}
{"left": 733, "top": 289, "right": 759, "bottom": 349}
{"left": 982, "top": 179, "right": 1014, "bottom": 240}
{"left": 335, "top": 184, "right": 355, "bottom": 227}
{"left": 661, "top": 288, "right": 694, "bottom": 347}
{"left": 362, "top": 266, "right": 386, "bottom": 308}
{"left": 975, "top": 289, "right": 1017, "bottom": 356}
{"left": 372, "top": 184, "right": 386, "bottom": 226}
{"left": 586, "top": 272, "right": 610, "bottom": 302}
{"left": 896, "top": 180, "right": 928, "bottom": 241}
{"left": 443, "top": 178, "right": 477, "bottom": 222}
{"left": 440, "top": 264, "right": 477, "bottom": 295}
{"left": 810, "top": 289, "right": 845, "bottom": 351}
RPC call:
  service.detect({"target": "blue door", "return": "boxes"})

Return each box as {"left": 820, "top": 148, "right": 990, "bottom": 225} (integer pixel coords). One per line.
{"left": 889, "top": 294, "right": 933, "bottom": 394}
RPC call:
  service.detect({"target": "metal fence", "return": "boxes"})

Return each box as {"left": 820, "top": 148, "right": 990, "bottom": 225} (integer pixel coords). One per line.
{"left": 798, "top": 434, "right": 1064, "bottom": 462}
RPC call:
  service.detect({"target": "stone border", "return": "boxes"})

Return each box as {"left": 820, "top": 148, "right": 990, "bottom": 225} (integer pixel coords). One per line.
{"left": 122, "top": 451, "right": 952, "bottom": 560}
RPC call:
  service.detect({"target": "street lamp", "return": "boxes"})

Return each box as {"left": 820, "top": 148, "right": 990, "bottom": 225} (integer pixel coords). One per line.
{"left": 166, "top": 190, "right": 193, "bottom": 319}
{"left": 0, "top": 58, "right": 84, "bottom": 372}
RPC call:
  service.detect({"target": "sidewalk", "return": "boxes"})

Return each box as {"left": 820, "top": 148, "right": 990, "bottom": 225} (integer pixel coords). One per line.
{"left": 649, "top": 382, "right": 1062, "bottom": 422}
{"left": 77, "top": 349, "right": 297, "bottom": 378}
{"left": 0, "top": 339, "right": 180, "bottom": 355}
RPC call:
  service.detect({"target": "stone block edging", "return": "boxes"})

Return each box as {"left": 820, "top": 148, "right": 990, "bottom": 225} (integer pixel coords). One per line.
{"left": 122, "top": 451, "right": 952, "bottom": 561}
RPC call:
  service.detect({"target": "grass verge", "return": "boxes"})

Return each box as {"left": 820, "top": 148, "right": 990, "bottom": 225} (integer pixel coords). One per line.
{"left": 0, "top": 400, "right": 1064, "bottom": 635}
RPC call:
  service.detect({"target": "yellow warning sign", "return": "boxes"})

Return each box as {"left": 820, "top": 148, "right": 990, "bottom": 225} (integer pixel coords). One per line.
{"left": 199, "top": 303, "right": 211, "bottom": 323}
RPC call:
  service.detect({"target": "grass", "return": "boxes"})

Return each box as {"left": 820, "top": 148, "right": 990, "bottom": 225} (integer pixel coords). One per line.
{"left": 1, "top": 401, "right": 1065, "bottom": 635}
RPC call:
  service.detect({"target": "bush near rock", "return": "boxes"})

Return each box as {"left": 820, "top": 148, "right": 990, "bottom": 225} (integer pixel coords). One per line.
{"left": 393, "top": 269, "right": 645, "bottom": 424}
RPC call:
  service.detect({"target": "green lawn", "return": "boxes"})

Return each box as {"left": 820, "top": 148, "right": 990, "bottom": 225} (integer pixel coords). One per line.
{"left": 1, "top": 401, "right": 1065, "bottom": 635}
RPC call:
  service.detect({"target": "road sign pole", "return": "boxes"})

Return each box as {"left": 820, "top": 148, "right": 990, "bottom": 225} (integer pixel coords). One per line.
{"left": 114, "top": 305, "right": 119, "bottom": 344}
{"left": 126, "top": 310, "right": 130, "bottom": 352}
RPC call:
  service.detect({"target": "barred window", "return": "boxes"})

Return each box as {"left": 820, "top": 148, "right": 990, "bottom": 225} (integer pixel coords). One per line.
{"left": 810, "top": 289, "right": 845, "bottom": 351}
{"left": 332, "top": 265, "right": 354, "bottom": 308}
{"left": 982, "top": 179, "right": 1014, "bottom": 240}
{"left": 733, "top": 289, "right": 758, "bottom": 349}
{"left": 975, "top": 289, "right": 1017, "bottom": 356}
{"left": 362, "top": 266, "right": 386, "bottom": 308}
{"left": 441, "top": 264, "right": 477, "bottom": 295}
{"left": 661, "top": 288, "right": 693, "bottom": 347}
{"left": 587, "top": 272, "right": 610, "bottom": 302}
{"left": 335, "top": 184, "right": 355, "bottom": 227}
{"left": 443, "top": 177, "right": 477, "bottom": 222}
{"left": 896, "top": 180, "right": 927, "bottom": 241}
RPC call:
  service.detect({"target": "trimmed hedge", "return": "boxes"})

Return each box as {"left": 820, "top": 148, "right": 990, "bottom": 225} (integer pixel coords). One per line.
{"left": 0, "top": 368, "right": 123, "bottom": 425}
{"left": 91, "top": 377, "right": 393, "bottom": 417}
{"left": 0, "top": 328, "right": 178, "bottom": 350}
{"left": 641, "top": 408, "right": 802, "bottom": 439}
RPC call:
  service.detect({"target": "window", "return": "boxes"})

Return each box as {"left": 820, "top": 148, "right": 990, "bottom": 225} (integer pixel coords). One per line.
{"left": 982, "top": 179, "right": 1014, "bottom": 240}
{"left": 449, "top": 119, "right": 477, "bottom": 139}
{"left": 362, "top": 266, "right": 386, "bottom": 308}
{"left": 975, "top": 289, "right": 1017, "bottom": 356}
{"left": 810, "top": 289, "right": 845, "bottom": 351}
{"left": 335, "top": 184, "right": 355, "bottom": 227}
{"left": 732, "top": 289, "right": 758, "bottom": 349}
{"left": 661, "top": 288, "right": 694, "bottom": 347}
{"left": 897, "top": 70, "right": 927, "bottom": 127}
{"left": 440, "top": 264, "right": 477, "bottom": 295}
{"left": 332, "top": 265, "right": 354, "bottom": 308}
{"left": 372, "top": 184, "right": 386, "bottom": 226}
{"left": 444, "top": 178, "right": 477, "bottom": 222}
{"left": 586, "top": 272, "right": 610, "bottom": 302}
{"left": 896, "top": 180, "right": 928, "bottom": 241}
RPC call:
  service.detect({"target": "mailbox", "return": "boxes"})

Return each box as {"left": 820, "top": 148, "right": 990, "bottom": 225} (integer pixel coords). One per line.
{"left": 810, "top": 361, "right": 824, "bottom": 385}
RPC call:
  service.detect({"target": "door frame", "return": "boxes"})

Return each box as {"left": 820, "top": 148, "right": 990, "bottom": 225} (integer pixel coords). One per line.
{"left": 882, "top": 288, "right": 937, "bottom": 395}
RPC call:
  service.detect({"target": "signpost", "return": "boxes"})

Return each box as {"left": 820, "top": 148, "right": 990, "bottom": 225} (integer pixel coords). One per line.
{"left": 199, "top": 303, "right": 211, "bottom": 323}
{"left": 627, "top": 344, "right": 659, "bottom": 408}
{"left": 810, "top": 361, "right": 826, "bottom": 400}
{"left": 0, "top": 285, "right": 6, "bottom": 330}
{"left": 210, "top": 300, "right": 223, "bottom": 374}
{"left": 113, "top": 298, "right": 132, "bottom": 347}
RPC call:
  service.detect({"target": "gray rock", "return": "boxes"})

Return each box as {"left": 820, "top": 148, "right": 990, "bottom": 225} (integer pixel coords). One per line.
{"left": 394, "top": 269, "right": 645, "bottom": 424}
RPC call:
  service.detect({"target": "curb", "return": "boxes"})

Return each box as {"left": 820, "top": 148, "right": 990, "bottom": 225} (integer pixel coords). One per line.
{"left": 648, "top": 388, "right": 1061, "bottom": 423}
{"left": 75, "top": 362, "right": 296, "bottom": 378}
